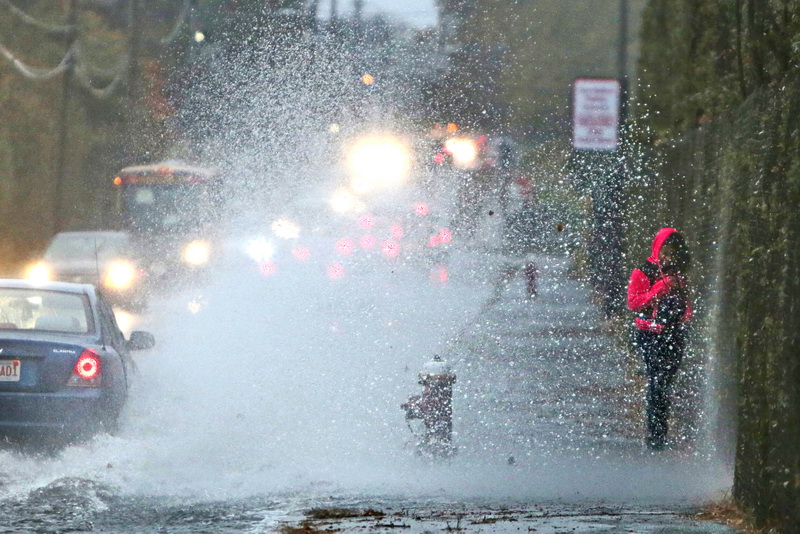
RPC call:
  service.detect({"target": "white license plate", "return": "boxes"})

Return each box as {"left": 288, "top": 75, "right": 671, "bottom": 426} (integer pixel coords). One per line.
{"left": 0, "top": 360, "right": 21, "bottom": 382}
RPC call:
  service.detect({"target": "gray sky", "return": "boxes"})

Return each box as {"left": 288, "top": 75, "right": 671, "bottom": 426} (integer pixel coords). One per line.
{"left": 319, "top": 0, "right": 438, "bottom": 28}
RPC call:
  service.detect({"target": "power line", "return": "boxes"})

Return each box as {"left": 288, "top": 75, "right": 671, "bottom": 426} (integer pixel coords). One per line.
{"left": 160, "top": 0, "right": 193, "bottom": 45}
{"left": 53, "top": 0, "right": 78, "bottom": 234}
{"left": 0, "top": 0, "right": 76, "bottom": 37}
{"left": 0, "top": 35, "right": 74, "bottom": 80}
{"left": 73, "top": 38, "right": 129, "bottom": 79}
{"left": 73, "top": 46, "right": 129, "bottom": 100}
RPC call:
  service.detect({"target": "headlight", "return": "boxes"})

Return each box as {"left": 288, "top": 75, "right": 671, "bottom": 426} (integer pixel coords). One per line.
{"left": 444, "top": 137, "right": 478, "bottom": 168}
{"left": 183, "top": 240, "right": 211, "bottom": 266}
{"left": 103, "top": 260, "right": 137, "bottom": 291}
{"left": 330, "top": 187, "right": 365, "bottom": 214}
{"left": 346, "top": 135, "right": 411, "bottom": 194}
{"left": 271, "top": 219, "right": 300, "bottom": 239}
{"left": 25, "top": 262, "right": 52, "bottom": 284}
{"left": 245, "top": 237, "right": 274, "bottom": 263}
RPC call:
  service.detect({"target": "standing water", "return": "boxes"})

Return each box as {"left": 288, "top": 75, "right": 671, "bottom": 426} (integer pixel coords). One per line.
{"left": 0, "top": 32, "right": 732, "bottom": 532}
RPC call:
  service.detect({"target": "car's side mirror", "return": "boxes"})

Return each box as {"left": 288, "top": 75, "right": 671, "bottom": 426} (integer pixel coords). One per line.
{"left": 127, "top": 330, "right": 155, "bottom": 351}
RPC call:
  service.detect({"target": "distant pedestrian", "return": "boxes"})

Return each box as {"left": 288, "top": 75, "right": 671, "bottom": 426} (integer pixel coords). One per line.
{"left": 627, "top": 228, "right": 693, "bottom": 450}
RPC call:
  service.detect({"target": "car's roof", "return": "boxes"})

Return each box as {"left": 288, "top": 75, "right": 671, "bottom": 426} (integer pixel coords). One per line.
{"left": 118, "top": 160, "right": 218, "bottom": 176}
{"left": 0, "top": 279, "right": 96, "bottom": 296}
{"left": 51, "top": 230, "right": 129, "bottom": 239}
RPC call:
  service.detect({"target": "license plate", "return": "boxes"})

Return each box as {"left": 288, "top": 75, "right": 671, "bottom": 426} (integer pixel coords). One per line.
{"left": 0, "top": 360, "right": 21, "bottom": 382}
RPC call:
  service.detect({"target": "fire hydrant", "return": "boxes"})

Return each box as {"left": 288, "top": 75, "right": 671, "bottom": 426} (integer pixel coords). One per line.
{"left": 401, "top": 355, "right": 457, "bottom": 458}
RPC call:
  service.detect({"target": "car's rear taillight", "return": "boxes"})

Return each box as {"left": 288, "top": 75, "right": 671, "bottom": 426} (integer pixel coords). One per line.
{"left": 68, "top": 349, "right": 102, "bottom": 387}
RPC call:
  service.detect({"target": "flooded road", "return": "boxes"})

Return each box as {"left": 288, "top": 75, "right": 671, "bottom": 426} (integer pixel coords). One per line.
{"left": 0, "top": 243, "right": 733, "bottom": 532}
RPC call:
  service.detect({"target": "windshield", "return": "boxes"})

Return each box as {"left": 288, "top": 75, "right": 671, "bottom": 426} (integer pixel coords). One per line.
{"left": 44, "top": 233, "right": 131, "bottom": 263}
{"left": 121, "top": 182, "right": 219, "bottom": 233}
{"left": 0, "top": 288, "right": 93, "bottom": 334}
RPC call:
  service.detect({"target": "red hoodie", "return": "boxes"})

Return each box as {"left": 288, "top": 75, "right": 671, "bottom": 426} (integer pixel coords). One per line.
{"left": 627, "top": 228, "right": 693, "bottom": 332}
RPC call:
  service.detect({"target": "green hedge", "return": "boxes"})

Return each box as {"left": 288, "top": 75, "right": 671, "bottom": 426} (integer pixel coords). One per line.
{"left": 624, "top": 71, "right": 800, "bottom": 530}
{"left": 634, "top": 2, "right": 800, "bottom": 528}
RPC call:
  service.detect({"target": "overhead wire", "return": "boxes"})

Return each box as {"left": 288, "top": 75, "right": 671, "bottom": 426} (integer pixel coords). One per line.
{"left": 0, "top": 0, "right": 132, "bottom": 98}
{"left": 0, "top": 0, "right": 76, "bottom": 37}
{"left": 73, "top": 43, "right": 129, "bottom": 100}
{"left": 73, "top": 37, "right": 129, "bottom": 79}
{"left": 1, "top": 0, "right": 191, "bottom": 97}
{"left": 160, "top": 0, "right": 193, "bottom": 45}
{"left": 0, "top": 36, "right": 75, "bottom": 80}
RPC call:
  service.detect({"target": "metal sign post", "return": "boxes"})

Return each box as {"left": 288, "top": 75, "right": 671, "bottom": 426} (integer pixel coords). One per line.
{"left": 571, "top": 77, "right": 625, "bottom": 316}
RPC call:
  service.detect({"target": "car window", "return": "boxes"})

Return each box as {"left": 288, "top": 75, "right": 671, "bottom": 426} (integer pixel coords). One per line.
{"left": 44, "top": 234, "right": 130, "bottom": 263}
{"left": 0, "top": 288, "right": 94, "bottom": 334}
{"left": 97, "top": 296, "right": 126, "bottom": 350}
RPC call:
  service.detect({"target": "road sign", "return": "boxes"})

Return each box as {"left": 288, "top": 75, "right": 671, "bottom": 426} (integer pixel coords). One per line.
{"left": 572, "top": 78, "right": 621, "bottom": 151}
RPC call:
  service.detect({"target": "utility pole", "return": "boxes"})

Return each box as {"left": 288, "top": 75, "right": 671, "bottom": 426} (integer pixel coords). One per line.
{"left": 568, "top": 0, "right": 631, "bottom": 317}
{"left": 124, "top": 0, "right": 142, "bottom": 164}
{"left": 330, "top": 0, "right": 338, "bottom": 24}
{"left": 618, "top": 0, "right": 628, "bottom": 116}
{"left": 127, "top": 0, "right": 142, "bottom": 105}
{"left": 54, "top": 0, "right": 78, "bottom": 234}
{"left": 597, "top": 0, "right": 629, "bottom": 316}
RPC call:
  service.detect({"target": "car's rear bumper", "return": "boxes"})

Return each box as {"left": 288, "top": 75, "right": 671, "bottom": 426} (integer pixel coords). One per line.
{"left": 0, "top": 389, "right": 120, "bottom": 438}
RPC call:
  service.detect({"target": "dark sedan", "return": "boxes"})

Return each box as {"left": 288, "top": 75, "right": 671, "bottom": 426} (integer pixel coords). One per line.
{"left": 0, "top": 279, "right": 154, "bottom": 445}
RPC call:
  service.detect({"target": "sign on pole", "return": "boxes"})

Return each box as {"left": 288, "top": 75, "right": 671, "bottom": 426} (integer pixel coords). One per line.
{"left": 572, "top": 78, "right": 621, "bottom": 151}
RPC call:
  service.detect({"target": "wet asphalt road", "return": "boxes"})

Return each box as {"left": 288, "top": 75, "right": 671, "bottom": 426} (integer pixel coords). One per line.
{"left": 0, "top": 248, "right": 735, "bottom": 533}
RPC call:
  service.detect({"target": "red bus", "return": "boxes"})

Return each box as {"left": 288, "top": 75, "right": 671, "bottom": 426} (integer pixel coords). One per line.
{"left": 113, "top": 161, "right": 223, "bottom": 277}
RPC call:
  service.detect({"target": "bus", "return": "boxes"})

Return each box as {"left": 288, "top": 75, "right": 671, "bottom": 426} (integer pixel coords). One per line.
{"left": 113, "top": 161, "right": 224, "bottom": 279}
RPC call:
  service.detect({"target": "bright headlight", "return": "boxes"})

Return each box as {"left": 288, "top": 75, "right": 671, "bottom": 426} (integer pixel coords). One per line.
{"left": 104, "top": 260, "right": 137, "bottom": 290}
{"left": 271, "top": 218, "right": 300, "bottom": 239}
{"left": 444, "top": 137, "right": 478, "bottom": 168}
{"left": 183, "top": 240, "right": 211, "bottom": 266}
{"left": 330, "top": 187, "right": 365, "bottom": 214}
{"left": 25, "top": 262, "right": 52, "bottom": 284}
{"left": 245, "top": 237, "right": 274, "bottom": 263}
{"left": 346, "top": 135, "right": 411, "bottom": 194}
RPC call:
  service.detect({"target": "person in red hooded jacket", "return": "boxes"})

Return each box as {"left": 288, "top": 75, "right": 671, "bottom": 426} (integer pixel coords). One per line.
{"left": 627, "top": 228, "right": 693, "bottom": 450}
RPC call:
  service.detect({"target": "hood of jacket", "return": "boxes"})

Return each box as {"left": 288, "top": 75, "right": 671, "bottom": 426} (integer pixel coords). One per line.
{"left": 647, "top": 227, "right": 677, "bottom": 264}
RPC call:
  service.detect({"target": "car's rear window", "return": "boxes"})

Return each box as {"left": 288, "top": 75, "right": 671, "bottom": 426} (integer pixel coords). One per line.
{"left": 44, "top": 233, "right": 130, "bottom": 263}
{"left": 0, "top": 289, "right": 93, "bottom": 334}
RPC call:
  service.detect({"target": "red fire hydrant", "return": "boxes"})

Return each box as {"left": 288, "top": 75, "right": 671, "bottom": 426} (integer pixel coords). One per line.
{"left": 401, "top": 355, "right": 457, "bottom": 458}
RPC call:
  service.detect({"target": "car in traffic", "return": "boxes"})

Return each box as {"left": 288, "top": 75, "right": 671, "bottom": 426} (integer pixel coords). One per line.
{"left": 0, "top": 279, "right": 155, "bottom": 446}
{"left": 24, "top": 231, "right": 149, "bottom": 310}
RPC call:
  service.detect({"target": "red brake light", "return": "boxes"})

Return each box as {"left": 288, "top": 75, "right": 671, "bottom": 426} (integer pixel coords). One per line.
{"left": 381, "top": 240, "right": 400, "bottom": 258}
{"left": 292, "top": 246, "right": 311, "bottom": 261}
{"left": 327, "top": 263, "right": 345, "bottom": 280}
{"left": 74, "top": 349, "right": 101, "bottom": 380}
{"left": 258, "top": 260, "right": 277, "bottom": 276}
{"left": 336, "top": 238, "right": 355, "bottom": 256}
{"left": 359, "top": 235, "right": 375, "bottom": 249}
{"left": 358, "top": 214, "right": 376, "bottom": 230}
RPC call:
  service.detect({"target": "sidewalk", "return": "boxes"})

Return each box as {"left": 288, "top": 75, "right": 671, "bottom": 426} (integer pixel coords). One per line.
{"left": 271, "top": 251, "right": 737, "bottom": 533}
{"left": 448, "top": 253, "right": 642, "bottom": 458}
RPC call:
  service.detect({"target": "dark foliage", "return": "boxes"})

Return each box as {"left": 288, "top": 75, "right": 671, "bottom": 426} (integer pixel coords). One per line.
{"left": 633, "top": 2, "right": 800, "bottom": 529}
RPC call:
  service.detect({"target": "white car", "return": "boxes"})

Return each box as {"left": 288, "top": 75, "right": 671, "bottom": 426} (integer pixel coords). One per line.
{"left": 24, "top": 231, "right": 148, "bottom": 311}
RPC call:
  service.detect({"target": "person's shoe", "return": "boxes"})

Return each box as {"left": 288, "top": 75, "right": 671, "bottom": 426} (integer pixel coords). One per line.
{"left": 647, "top": 437, "right": 666, "bottom": 451}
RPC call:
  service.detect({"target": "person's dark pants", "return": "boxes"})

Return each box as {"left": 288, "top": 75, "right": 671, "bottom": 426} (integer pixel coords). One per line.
{"left": 634, "top": 328, "right": 686, "bottom": 449}
{"left": 523, "top": 262, "right": 537, "bottom": 297}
